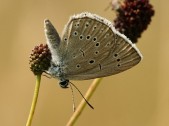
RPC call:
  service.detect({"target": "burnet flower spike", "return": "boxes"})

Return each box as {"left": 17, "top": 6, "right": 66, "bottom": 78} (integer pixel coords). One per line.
{"left": 113, "top": 0, "right": 155, "bottom": 43}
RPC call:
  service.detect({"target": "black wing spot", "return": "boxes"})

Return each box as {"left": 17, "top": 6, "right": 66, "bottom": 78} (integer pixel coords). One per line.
{"left": 79, "top": 35, "right": 83, "bottom": 40}
{"left": 95, "top": 51, "right": 99, "bottom": 55}
{"left": 117, "top": 64, "right": 121, "bottom": 67}
{"left": 95, "top": 42, "right": 100, "bottom": 47}
{"left": 89, "top": 59, "right": 95, "bottom": 64}
{"left": 93, "top": 26, "right": 97, "bottom": 30}
{"left": 93, "top": 37, "right": 97, "bottom": 42}
{"left": 114, "top": 53, "right": 118, "bottom": 57}
{"left": 73, "top": 31, "right": 78, "bottom": 36}
{"left": 75, "top": 22, "right": 80, "bottom": 27}
{"left": 76, "top": 64, "right": 81, "bottom": 68}
{"left": 117, "top": 58, "right": 120, "bottom": 62}
{"left": 85, "top": 23, "right": 89, "bottom": 27}
{"left": 86, "top": 35, "right": 91, "bottom": 40}
{"left": 64, "top": 38, "right": 67, "bottom": 42}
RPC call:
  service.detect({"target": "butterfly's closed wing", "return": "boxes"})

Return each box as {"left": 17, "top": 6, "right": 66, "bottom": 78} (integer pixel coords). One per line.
{"left": 59, "top": 12, "right": 142, "bottom": 80}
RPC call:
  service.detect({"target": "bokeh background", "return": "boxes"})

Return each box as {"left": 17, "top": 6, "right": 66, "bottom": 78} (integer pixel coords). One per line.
{"left": 0, "top": 0, "right": 168, "bottom": 126}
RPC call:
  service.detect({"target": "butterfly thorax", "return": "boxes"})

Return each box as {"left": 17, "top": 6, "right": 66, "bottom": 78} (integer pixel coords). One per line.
{"left": 47, "top": 62, "right": 69, "bottom": 88}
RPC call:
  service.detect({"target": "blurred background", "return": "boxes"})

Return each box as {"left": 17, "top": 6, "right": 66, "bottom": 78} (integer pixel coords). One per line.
{"left": 0, "top": 0, "right": 168, "bottom": 126}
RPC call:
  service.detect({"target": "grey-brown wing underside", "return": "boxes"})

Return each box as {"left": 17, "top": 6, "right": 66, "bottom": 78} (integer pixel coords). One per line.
{"left": 59, "top": 12, "right": 142, "bottom": 80}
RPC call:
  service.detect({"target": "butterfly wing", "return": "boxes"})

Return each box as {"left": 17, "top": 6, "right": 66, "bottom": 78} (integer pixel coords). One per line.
{"left": 59, "top": 12, "right": 142, "bottom": 80}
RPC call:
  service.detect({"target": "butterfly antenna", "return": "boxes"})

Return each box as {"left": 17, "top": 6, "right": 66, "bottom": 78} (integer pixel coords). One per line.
{"left": 69, "top": 82, "right": 94, "bottom": 109}
{"left": 69, "top": 84, "right": 76, "bottom": 112}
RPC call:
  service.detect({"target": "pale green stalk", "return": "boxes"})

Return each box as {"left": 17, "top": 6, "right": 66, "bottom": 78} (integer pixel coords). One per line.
{"left": 26, "top": 75, "right": 41, "bottom": 126}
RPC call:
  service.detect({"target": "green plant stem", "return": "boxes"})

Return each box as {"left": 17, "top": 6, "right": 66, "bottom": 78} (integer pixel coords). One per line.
{"left": 26, "top": 74, "right": 41, "bottom": 126}
{"left": 66, "top": 78, "right": 103, "bottom": 126}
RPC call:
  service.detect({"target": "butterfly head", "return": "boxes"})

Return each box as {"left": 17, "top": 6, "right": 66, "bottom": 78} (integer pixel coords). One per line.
{"left": 59, "top": 79, "right": 69, "bottom": 88}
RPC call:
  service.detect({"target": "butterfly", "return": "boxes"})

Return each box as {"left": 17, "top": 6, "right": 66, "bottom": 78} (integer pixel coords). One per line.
{"left": 44, "top": 12, "right": 142, "bottom": 88}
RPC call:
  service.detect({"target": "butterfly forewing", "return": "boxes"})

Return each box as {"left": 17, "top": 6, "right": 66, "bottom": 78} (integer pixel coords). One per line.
{"left": 59, "top": 12, "right": 142, "bottom": 80}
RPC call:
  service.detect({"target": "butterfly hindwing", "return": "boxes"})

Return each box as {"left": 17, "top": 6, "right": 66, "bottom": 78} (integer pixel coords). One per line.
{"left": 58, "top": 12, "right": 142, "bottom": 80}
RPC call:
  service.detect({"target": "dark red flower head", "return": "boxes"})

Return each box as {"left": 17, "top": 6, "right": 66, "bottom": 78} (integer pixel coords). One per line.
{"left": 113, "top": 0, "right": 155, "bottom": 43}
{"left": 29, "top": 44, "right": 51, "bottom": 75}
